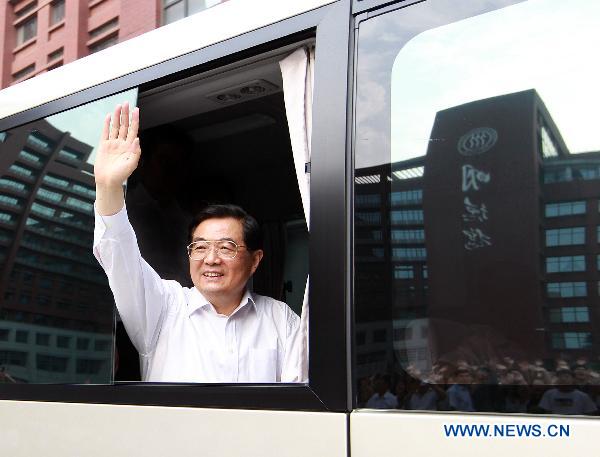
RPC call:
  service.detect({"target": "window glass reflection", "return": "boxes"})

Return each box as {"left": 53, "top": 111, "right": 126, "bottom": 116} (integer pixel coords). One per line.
{"left": 0, "top": 90, "right": 136, "bottom": 383}
{"left": 354, "top": 0, "right": 600, "bottom": 415}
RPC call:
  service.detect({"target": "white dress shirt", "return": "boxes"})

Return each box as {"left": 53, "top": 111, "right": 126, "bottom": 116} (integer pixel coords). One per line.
{"left": 93, "top": 205, "right": 303, "bottom": 383}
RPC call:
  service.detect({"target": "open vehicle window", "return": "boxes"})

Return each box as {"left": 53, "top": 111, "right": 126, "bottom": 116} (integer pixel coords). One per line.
{"left": 114, "top": 46, "right": 311, "bottom": 383}
{"left": 0, "top": 90, "right": 137, "bottom": 383}
{"left": 0, "top": 45, "right": 312, "bottom": 385}
{"left": 354, "top": 0, "right": 600, "bottom": 415}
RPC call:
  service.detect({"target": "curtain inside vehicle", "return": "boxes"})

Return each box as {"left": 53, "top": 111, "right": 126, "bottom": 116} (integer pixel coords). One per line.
{"left": 279, "top": 46, "right": 314, "bottom": 382}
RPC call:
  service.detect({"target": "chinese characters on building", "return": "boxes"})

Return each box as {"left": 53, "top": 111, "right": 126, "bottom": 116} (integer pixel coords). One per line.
{"left": 461, "top": 164, "right": 492, "bottom": 250}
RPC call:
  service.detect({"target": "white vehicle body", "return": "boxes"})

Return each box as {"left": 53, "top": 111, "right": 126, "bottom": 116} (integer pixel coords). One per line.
{"left": 0, "top": 0, "right": 598, "bottom": 455}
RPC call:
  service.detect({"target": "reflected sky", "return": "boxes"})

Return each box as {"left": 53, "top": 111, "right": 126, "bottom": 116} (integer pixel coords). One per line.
{"left": 390, "top": 0, "right": 600, "bottom": 162}
{"left": 47, "top": 89, "right": 138, "bottom": 164}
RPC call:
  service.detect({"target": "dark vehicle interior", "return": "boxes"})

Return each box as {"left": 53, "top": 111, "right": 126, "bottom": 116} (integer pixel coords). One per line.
{"left": 117, "top": 45, "right": 310, "bottom": 381}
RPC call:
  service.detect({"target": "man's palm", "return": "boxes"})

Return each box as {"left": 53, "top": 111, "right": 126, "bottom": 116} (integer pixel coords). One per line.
{"left": 94, "top": 103, "right": 141, "bottom": 186}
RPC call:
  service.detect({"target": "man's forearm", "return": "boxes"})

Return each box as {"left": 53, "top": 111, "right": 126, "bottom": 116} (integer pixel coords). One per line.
{"left": 95, "top": 183, "right": 125, "bottom": 216}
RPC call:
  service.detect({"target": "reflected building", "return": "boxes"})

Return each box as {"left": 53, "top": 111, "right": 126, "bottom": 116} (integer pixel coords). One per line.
{"left": 355, "top": 89, "right": 600, "bottom": 379}
{"left": 0, "top": 121, "right": 113, "bottom": 383}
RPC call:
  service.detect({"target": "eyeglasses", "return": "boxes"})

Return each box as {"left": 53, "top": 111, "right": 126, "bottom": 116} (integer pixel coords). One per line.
{"left": 187, "top": 240, "right": 247, "bottom": 261}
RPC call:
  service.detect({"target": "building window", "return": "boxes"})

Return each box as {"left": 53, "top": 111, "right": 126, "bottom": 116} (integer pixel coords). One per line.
{"left": 0, "top": 178, "right": 26, "bottom": 191}
{"left": 12, "top": 64, "right": 35, "bottom": 82}
{"left": 36, "top": 295, "right": 50, "bottom": 306}
{"left": 94, "top": 340, "right": 111, "bottom": 351}
{"left": 391, "top": 209, "right": 423, "bottom": 225}
{"left": 0, "top": 350, "right": 28, "bottom": 367}
{"left": 356, "top": 212, "right": 381, "bottom": 224}
{"left": 43, "top": 174, "right": 69, "bottom": 188}
{"left": 56, "top": 335, "right": 71, "bottom": 348}
{"left": 368, "top": 247, "right": 383, "bottom": 259}
{"left": 36, "top": 333, "right": 50, "bottom": 346}
{"left": 549, "top": 307, "right": 589, "bottom": 323}
{"left": 547, "top": 281, "right": 587, "bottom": 298}
{"left": 37, "top": 187, "right": 63, "bottom": 202}
{"left": 15, "top": 1, "right": 38, "bottom": 18}
{"left": 356, "top": 194, "right": 381, "bottom": 207}
{"left": 545, "top": 227, "right": 585, "bottom": 246}
{"left": 391, "top": 229, "right": 425, "bottom": 243}
{"left": 59, "top": 148, "right": 83, "bottom": 161}
{"left": 19, "top": 149, "right": 41, "bottom": 163}
{"left": 394, "top": 265, "right": 414, "bottom": 279}
{"left": 552, "top": 332, "right": 592, "bottom": 349}
{"left": 540, "top": 125, "right": 559, "bottom": 158}
{"left": 0, "top": 328, "right": 9, "bottom": 341}
{"left": 545, "top": 201, "right": 586, "bottom": 218}
{"left": 0, "top": 195, "right": 19, "bottom": 208}
{"left": 392, "top": 247, "right": 426, "bottom": 261}
{"left": 48, "top": 47, "right": 64, "bottom": 63}
{"left": 89, "top": 35, "right": 118, "bottom": 54}
{"left": 27, "top": 133, "right": 52, "bottom": 152}
{"left": 16, "top": 15, "right": 37, "bottom": 46}
{"left": 77, "top": 338, "right": 90, "bottom": 351}
{"left": 65, "top": 197, "right": 93, "bottom": 212}
{"left": 76, "top": 359, "right": 104, "bottom": 375}
{"left": 163, "top": 0, "right": 219, "bottom": 25}
{"left": 15, "top": 330, "right": 28, "bottom": 343}
{"left": 0, "top": 132, "right": 7, "bottom": 142}
{"left": 50, "top": 0, "right": 65, "bottom": 25}
{"left": 31, "top": 202, "right": 55, "bottom": 217}
{"left": 9, "top": 164, "right": 34, "bottom": 177}
{"left": 89, "top": 18, "right": 119, "bottom": 39}
{"left": 72, "top": 184, "right": 95, "bottom": 198}
{"left": 36, "top": 354, "right": 68, "bottom": 372}
{"left": 546, "top": 255, "right": 586, "bottom": 273}
{"left": 390, "top": 189, "right": 422, "bottom": 205}
{"left": 391, "top": 166, "right": 424, "bottom": 180}
{"left": 0, "top": 212, "right": 14, "bottom": 223}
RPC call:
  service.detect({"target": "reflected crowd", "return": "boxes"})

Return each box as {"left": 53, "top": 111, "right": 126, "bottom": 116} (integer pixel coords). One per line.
{"left": 359, "top": 356, "right": 600, "bottom": 415}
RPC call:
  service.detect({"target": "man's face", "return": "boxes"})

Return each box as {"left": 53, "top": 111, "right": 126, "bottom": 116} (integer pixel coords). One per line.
{"left": 189, "top": 217, "right": 263, "bottom": 306}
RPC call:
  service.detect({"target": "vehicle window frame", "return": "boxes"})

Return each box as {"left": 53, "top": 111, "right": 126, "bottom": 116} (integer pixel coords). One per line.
{"left": 0, "top": 0, "right": 352, "bottom": 412}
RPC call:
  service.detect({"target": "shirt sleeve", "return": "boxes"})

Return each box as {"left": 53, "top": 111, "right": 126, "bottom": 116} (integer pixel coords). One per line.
{"left": 280, "top": 305, "right": 305, "bottom": 383}
{"left": 93, "top": 204, "right": 179, "bottom": 356}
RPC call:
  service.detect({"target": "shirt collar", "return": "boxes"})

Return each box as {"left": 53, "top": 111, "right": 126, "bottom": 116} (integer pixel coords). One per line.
{"left": 187, "top": 288, "right": 257, "bottom": 317}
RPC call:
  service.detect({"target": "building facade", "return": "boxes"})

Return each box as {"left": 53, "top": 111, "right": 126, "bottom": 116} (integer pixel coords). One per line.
{"left": 354, "top": 90, "right": 600, "bottom": 380}
{"left": 0, "top": 0, "right": 227, "bottom": 89}
{"left": 0, "top": 119, "right": 114, "bottom": 383}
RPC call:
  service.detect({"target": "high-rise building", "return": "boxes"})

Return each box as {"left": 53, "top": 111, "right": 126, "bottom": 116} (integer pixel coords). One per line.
{"left": 354, "top": 89, "right": 600, "bottom": 378}
{"left": 0, "top": 119, "right": 114, "bottom": 383}
{"left": 0, "top": 0, "right": 228, "bottom": 89}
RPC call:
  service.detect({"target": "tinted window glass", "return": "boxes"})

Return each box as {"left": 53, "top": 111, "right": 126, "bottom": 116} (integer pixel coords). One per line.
{"left": 354, "top": 0, "right": 600, "bottom": 415}
{"left": 0, "top": 89, "right": 137, "bottom": 383}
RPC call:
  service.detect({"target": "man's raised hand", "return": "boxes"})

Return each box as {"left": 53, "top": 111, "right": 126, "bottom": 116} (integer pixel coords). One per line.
{"left": 94, "top": 102, "right": 141, "bottom": 215}
{"left": 94, "top": 102, "right": 141, "bottom": 187}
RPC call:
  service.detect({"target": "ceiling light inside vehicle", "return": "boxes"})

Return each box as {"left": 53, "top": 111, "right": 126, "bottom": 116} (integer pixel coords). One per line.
{"left": 207, "top": 79, "right": 279, "bottom": 105}
{"left": 240, "top": 85, "right": 266, "bottom": 95}
{"left": 216, "top": 93, "right": 242, "bottom": 102}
